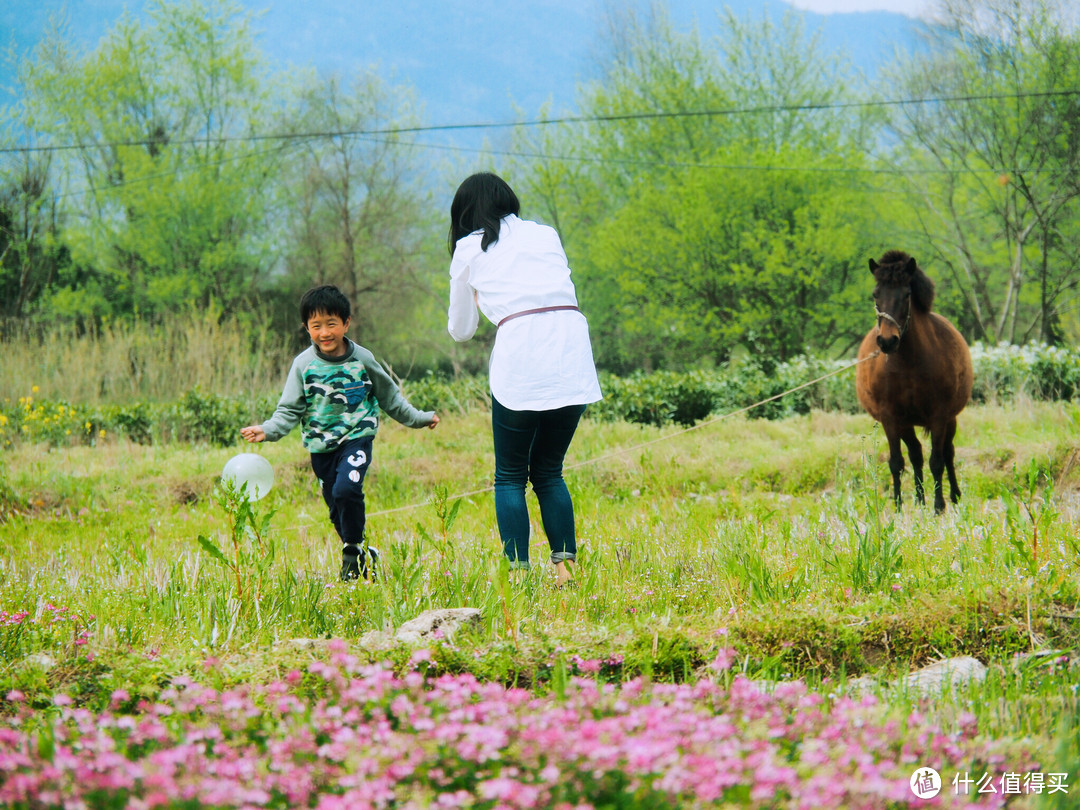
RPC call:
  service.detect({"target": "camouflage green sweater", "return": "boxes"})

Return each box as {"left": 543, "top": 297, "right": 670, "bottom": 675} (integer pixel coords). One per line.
{"left": 259, "top": 338, "right": 435, "bottom": 453}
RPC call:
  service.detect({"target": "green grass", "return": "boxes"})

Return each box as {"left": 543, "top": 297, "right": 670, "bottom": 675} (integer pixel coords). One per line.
{"left": 2, "top": 401, "right": 1079, "bottom": 781}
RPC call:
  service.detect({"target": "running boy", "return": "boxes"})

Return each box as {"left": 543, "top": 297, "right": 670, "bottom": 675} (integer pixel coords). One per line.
{"left": 241, "top": 285, "right": 439, "bottom": 581}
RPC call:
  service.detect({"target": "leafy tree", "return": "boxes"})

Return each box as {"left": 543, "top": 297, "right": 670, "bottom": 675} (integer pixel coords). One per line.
{"left": 21, "top": 0, "right": 281, "bottom": 321}
{"left": 515, "top": 4, "right": 879, "bottom": 370}
{"left": 0, "top": 116, "right": 69, "bottom": 321}
{"left": 884, "top": 0, "right": 1080, "bottom": 344}
{"left": 275, "top": 70, "right": 445, "bottom": 372}
{"left": 588, "top": 146, "right": 873, "bottom": 370}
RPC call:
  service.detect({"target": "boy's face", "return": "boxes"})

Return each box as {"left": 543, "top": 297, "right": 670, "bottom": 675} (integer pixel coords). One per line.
{"left": 306, "top": 310, "right": 351, "bottom": 357}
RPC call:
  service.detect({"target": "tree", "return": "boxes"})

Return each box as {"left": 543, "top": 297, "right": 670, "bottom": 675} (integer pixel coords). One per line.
{"left": 514, "top": 4, "right": 880, "bottom": 370}
{"left": 0, "top": 116, "right": 69, "bottom": 322}
{"left": 587, "top": 146, "right": 873, "bottom": 369}
{"left": 21, "top": 0, "right": 281, "bottom": 320}
{"left": 276, "top": 70, "right": 444, "bottom": 371}
{"left": 884, "top": 0, "right": 1080, "bottom": 344}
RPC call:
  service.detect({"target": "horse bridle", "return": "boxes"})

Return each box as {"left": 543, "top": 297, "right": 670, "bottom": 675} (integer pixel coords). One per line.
{"left": 874, "top": 299, "right": 911, "bottom": 338}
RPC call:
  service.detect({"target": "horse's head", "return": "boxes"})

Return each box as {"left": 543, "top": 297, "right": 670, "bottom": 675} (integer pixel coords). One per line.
{"left": 868, "top": 253, "right": 920, "bottom": 354}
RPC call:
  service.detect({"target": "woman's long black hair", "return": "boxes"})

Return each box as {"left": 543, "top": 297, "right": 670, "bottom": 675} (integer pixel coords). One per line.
{"left": 447, "top": 172, "right": 520, "bottom": 255}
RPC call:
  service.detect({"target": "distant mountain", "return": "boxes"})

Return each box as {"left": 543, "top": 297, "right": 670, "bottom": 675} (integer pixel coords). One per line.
{"left": 1, "top": 1, "right": 926, "bottom": 139}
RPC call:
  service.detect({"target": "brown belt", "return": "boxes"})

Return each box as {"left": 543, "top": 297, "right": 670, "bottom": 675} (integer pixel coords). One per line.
{"left": 497, "top": 305, "right": 581, "bottom": 328}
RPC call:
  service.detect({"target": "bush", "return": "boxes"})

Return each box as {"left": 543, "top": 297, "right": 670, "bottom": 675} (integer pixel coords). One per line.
{"left": 401, "top": 371, "right": 489, "bottom": 414}
{"left": 4, "top": 342, "right": 1076, "bottom": 445}
{"left": 103, "top": 401, "right": 156, "bottom": 445}
{"left": 165, "top": 388, "right": 250, "bottom": 447}
{"left": 970, "top": 342, "right": 1080, "bottom": 403}
{"left": 591, "top": 356, "right": 861, "bottom": 427}
{"left": 0, "top": 389, "right": 104, "bottom": 447}
{"left": 591, "top": 370, "right": 717, "bottom": 427}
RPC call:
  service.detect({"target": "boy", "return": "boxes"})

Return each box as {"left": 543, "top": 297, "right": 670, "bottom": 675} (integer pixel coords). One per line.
{"left": 241, "top": 285, "right": 439, "bottom": 581}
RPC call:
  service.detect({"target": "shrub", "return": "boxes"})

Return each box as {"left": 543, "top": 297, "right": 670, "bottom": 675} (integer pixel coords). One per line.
{"left": 103, "top": 401, "right": 156, "bottom": 445}
{"left": 5, "top": 342, "right": 1076, "bottom": 446}
{"left": 402, "top": 371, "right": 490, "bottom": 414}
{"left": 971, "top": 342, "right": 1080, "bottom": 403}
{"left": 0, "top": 389, "right": 104, "bottom": 447}
{"left": 591, "top": 357, "right": 861, "bottom": 427}
{"left": 166, "top": 387, "right": 249, "bottom": 447}
{"left": 590, "top": 370, "right": 717, "bottom": 427}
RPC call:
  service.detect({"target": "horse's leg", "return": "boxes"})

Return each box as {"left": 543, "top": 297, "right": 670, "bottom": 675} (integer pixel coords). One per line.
{"left": 944, "top": 418, "right": 961, "bottom": 504}
{"left": 884, "top": 425, "right": 905, "bottom": 508}
{"left": 928, "top": 424, "right": 948, "bottom": 514}
{"left": 900, "top": 426, "right": 924, "bottom": 505}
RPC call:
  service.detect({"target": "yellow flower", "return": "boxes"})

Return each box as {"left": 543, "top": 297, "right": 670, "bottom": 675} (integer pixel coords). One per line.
{"left": 31, "top": 386, "right": 39, "bottom": 394}
{"left": 98, "top": 429, "right": 106, "bottom": 439}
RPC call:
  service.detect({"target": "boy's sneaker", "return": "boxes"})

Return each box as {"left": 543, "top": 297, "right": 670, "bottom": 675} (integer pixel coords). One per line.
{"left": 340, "top": 544, "right": 380, "bottom": 582}
{"left": 361, "top": 546, "right": 380, "bottom": 581}
{"left": 340, "top": 544, "right": 362, "bottom": 581}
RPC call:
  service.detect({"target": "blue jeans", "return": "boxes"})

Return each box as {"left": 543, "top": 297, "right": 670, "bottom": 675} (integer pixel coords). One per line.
{"left": 491, "top": 396, "right": 586, "bottom": 568}
{"left": 310, "top": 436, "right": 373, "bottom": 547}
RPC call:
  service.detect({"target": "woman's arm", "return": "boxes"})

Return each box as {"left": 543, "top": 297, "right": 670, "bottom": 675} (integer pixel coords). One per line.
{"left": 447, "top": 254, "right": 479, "bottom": 341}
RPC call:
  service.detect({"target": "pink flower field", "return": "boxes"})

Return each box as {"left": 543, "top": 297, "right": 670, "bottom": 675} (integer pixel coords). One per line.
{"left": 0, "top": 645, "right": 1044, "bottom": 809}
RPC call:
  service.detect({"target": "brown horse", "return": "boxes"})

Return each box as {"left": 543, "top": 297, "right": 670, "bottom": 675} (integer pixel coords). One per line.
{"left": 855, "top": 251, "right": 973, "bottom": 512}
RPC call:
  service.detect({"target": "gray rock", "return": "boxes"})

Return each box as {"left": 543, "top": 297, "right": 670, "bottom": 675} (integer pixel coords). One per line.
{"left": 358, "top": 630, "right": 397, "bottom": 651}
{"left": 840, "top": 674, "right": 879, "bottom": 697}
{"left": 899, "top": 655, "right": 987, "bottom": 696}
{"left": 394, "top": 608, "right": 481, "bottom": 646}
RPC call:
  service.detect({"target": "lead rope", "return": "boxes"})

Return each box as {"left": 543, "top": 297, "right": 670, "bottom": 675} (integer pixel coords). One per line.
{"left": 362, "top": 351, "right": 882, "bottom": 518}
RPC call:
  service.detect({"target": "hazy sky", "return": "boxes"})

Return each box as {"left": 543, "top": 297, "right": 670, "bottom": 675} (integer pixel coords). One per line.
{"left": 788, "top": 0, "right": 931, "bottom": 15}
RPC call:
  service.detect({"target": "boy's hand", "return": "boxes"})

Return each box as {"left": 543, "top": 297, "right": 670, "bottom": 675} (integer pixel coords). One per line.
{"left": 240, "top": 425, "right": 266, "bottom": 443}
{"left": 427, "top": 414, "right": 440, "bottom": 430}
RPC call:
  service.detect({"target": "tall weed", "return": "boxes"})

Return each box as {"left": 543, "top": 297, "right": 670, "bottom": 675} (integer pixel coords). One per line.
{"left": 0, "top": 308, "right": 292, "bottom": 404}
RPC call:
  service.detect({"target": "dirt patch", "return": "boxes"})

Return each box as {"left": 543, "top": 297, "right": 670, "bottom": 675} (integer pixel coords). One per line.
{"left": 171, "top": 482, "right": 200, "bottom": 504}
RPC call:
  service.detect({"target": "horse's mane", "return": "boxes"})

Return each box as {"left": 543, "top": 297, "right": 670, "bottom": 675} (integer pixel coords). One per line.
{"left": 877, "top": 250, "right": 935, "bottom": 313}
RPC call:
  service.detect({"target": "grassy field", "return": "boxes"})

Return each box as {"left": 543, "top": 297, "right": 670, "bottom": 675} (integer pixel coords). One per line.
{"left": 1, "top": 400, "right": 1079, "bottom": 807}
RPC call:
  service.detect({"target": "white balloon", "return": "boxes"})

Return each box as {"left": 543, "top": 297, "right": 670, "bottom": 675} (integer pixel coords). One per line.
{"left": 222, "top": 453, "right": 274, "bottom": 501}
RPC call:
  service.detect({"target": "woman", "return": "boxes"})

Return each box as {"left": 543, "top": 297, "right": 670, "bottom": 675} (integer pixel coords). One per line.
{"left": 447, "top": 172, "right": 602, "bottom": 587}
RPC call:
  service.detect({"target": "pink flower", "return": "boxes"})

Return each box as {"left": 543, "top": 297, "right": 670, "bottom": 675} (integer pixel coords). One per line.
{"left": 0, "top": 654, "right": 1043, "bottom": 809}
{"left": 708, "top": 647, "right": 737, "bottom": 673}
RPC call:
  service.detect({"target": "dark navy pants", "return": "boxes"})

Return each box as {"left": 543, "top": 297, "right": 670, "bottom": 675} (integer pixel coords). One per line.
{"left": 491, "top": 396, "right": 586, "bottom": 569}
{"left": 310, "top": 436, "right": 373, "bottom": 547}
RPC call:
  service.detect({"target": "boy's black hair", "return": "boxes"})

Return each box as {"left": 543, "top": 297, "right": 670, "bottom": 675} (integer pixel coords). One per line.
{"left": 300, "top": 285, "right": 351, "bottom": 323}
{"left": 447, "top": 172, "right": 521, "bottom": 255}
